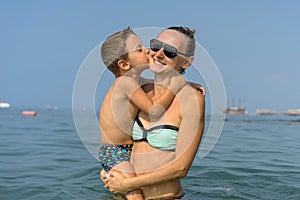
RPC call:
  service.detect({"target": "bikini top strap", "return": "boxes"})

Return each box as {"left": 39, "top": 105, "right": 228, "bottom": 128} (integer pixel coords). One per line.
{"left": 135, "top": 111, "right": 148, "bottom": 142}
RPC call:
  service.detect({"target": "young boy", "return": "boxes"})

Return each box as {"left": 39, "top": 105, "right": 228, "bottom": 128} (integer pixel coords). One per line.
{"left": 99, "top": 27, "right": 186, "bottom": 200}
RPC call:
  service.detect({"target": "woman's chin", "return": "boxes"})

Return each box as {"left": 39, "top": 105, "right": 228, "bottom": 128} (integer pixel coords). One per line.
{"left": 150, "top": 64, "right": 167, "bottom": 74}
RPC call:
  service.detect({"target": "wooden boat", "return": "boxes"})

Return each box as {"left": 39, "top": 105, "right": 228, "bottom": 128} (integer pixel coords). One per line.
{"left": 225, "top": 98, "right": 246, "bottom": 114}
{"left": 225, "top": 106, "right": 245, "bottom": 115}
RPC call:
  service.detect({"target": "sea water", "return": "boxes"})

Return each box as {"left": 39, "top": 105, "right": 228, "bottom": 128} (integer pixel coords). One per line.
{"left": 1, "top": 108, "right": 300, "bottom": 200}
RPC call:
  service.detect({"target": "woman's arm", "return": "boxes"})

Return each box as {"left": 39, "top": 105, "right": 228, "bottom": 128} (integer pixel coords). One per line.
{"left": 107, "top": 88, "right": 205, "bottom": 194}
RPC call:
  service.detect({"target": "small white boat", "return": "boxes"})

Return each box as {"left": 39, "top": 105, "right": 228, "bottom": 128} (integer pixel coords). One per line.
{"left": 45, "top": 105, "right": 59, "bottom": 110}
{"left": 256, "top": 109, "right": 277, "bottom": 115}
{"left": 0, "top": 102, "right": 10, "bottom": 108}
{"left": 285, "top": 109, "right": 300, "bottom": 116}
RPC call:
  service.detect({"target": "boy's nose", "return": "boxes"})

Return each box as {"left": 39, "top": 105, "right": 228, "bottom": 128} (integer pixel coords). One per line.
{"left": 143, "top": 47, "right": 150, "bottom": 54}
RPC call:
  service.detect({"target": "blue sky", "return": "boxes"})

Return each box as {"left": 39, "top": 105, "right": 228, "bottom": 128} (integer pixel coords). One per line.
{"left": 1, "top": 0, "right": 299, "bottom": 113}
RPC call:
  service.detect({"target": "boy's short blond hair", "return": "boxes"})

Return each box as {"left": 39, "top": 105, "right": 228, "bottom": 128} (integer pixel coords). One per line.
{"left": 101, "top": 27, "right": 136, "bottom": 77}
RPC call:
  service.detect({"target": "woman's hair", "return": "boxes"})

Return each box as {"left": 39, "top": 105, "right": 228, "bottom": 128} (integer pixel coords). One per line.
{"left": 167, "top": 26, "right": 196, "bottom": 56}
{"left": 101, "top": 27, "right": 135, "bottom": 77}
{"left": 166, "top": 26, "right": 196, "bottom": 74}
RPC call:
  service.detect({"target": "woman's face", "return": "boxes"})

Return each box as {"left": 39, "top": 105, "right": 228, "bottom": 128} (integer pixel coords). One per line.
{"left": 149, "top": 29, "right": 188, "bottom": 74}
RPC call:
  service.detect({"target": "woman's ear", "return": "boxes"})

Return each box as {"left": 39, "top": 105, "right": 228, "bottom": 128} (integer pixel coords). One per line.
{"left": 117, "top": 59, "right": 131, "bottom": 71}
{"left": 182, "top": 56, "right": 194, "bottom": 69}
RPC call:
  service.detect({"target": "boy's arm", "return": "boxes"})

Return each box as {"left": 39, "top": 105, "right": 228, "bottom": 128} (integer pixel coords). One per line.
{"left": 139, "top": 77, "right": 153, "bottom": 86}
{"left": 122, "top": 75, "right": 186, "bottom": 119}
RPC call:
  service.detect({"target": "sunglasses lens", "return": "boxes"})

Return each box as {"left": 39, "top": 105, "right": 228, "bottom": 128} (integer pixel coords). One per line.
{"left": 150, "top": 39, "right": 178, "bottom": 58}
{"left": 150, "top": 39, "right": 162, "bottom": 52}
{"left": 163, "top": 46, "right": 177, "bottom": 58}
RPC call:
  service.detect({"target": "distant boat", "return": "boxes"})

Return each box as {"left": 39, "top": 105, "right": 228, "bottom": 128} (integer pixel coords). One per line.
{"left": 225, "top": 106, "right": 246, "bottom": 115}
{"left": 45, "top": 105, "right": 59, "bottom": 110}
{"left": 0, "top": 102, "right": 10, "bottom": 108}
{"left": 225, "top": 98, "right": 246, "bottom": 114}
{"left": 284, "top": 109, "right": 300, "bottom": 116}
{"left": 256, "top": 109, "right": 277, "bottom": 115}
{"left": 22, "top": 111, "right": 37, "bottom": 116}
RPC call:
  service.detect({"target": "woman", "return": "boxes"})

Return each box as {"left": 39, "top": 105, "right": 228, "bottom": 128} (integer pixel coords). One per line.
{"left": 104, "top": 26, "right": 205, "bottom": 199}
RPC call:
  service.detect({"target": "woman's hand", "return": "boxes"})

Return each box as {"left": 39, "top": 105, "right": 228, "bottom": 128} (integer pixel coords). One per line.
{"left": 106, "top": 172, "right": 130, "bottom": 195}
{"left": 100, "top": 170, "right": 131, "bottom": 195}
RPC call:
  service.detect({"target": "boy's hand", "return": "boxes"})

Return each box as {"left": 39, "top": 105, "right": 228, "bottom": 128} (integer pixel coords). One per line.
{"left": 189, "top": 82, "right": 206, "bottom": 96}
{"left": 100, "top": 169, "right": 111, "bottom": 188}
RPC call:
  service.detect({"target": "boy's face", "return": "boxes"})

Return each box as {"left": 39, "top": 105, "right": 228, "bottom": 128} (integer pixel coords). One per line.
{"left": 125, "top": 34, "right": 149, "bottom": 69}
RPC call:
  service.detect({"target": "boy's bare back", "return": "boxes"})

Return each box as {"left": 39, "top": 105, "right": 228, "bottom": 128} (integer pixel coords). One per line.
{"left": 100, "top": 76, "right": 141, "bottom": 145}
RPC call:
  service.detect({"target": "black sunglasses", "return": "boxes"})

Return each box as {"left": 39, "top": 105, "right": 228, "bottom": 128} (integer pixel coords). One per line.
{"left": 150, "top": 39, "right": 191, "bottom": 59}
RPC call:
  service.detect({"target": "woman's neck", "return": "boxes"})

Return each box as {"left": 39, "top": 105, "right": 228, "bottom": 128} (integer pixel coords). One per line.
{"left": 153, "top": 74, "right": 169, "bottom": 96}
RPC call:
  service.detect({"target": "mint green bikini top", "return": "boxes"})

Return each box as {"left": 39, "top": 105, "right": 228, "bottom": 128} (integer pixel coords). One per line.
{"left": 132, "top": 117, "right": 179, "bottom": 151}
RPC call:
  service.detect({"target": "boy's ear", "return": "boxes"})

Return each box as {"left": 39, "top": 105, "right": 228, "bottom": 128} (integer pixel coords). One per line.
{"left": 117, "top": 59, "right": 131, "bottom": 71}
{"left": 182, "top": 56, "right": 194, "bottom": 69}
